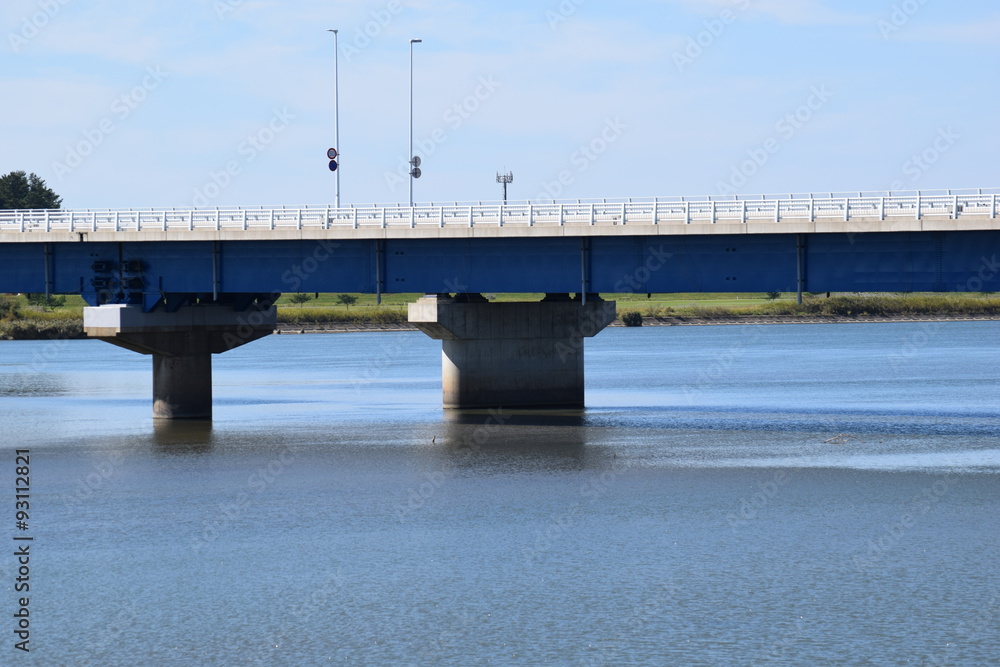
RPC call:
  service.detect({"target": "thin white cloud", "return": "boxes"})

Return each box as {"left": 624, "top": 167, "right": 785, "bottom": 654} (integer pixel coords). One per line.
{"left": 668, "top": 0, "right": 865, "bottom": 25}
{"left": 894, "top": 16, "right": 1000, "bottom": 43}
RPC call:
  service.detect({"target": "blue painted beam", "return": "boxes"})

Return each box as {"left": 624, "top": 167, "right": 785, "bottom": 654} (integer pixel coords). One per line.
{"left": 1, "top": 231, "right": 997, "bottom": 310}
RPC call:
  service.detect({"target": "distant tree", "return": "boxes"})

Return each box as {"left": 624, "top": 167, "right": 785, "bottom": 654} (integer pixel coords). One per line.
{"left": 0, "top": 171, "right": 62, "bottom": 209}
{"left": 288, "top": 293, "right": 313, "bottom": 307}
{"left": 336, "top": 294, "right": 358, "bottom": 309}
{"left": 766, "top": 291, "right": 782, "bottom": 301}
{"left": 26, "top": 293, "right": 66, "bottom": 311}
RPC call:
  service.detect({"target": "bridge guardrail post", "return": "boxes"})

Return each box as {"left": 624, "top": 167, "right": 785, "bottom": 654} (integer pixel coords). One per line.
{"left": 439, "top": 206, "right": 444, "bottom": 228}
{"left": 843, "top": 198, "right": 849, "bottom": 222}
{"left": 559, "top": 204, "right": 564, "bottom": 226}
{"left": 879, "top": 197, "right": 885, "bottom": 221}
{"left": 711, "top": 200, "right": 716, "bottom": 224}
{"left": 684, "top": 201, "right": 690, "bottom": 225}
{"left": 993, "top": 194, "right": 998, "bottom": 219}
{"left": 589, "top": 203, "right": 595, "bottom": 226}
{"left": 952, "top": 195, "right": 959, "bottom": 219}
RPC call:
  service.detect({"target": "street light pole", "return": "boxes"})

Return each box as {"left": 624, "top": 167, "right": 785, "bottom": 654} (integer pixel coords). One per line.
{"left": 326, "top": 29, "right": 340, "bottom": 208}
{"left": 408, "top": 38, "right": 422, "bottom": 207}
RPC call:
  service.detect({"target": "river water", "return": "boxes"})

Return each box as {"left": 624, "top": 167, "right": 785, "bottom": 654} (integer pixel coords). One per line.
{"left": 1, "top": 322, "right": 998, "bottom": 665}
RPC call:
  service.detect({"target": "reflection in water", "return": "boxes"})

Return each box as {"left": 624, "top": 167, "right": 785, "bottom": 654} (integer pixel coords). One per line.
{"left": 437, "top": 408, "right": 623, "bottom": 473}
{"left": 152, "top": 419, "right": 214, "bottom": 454}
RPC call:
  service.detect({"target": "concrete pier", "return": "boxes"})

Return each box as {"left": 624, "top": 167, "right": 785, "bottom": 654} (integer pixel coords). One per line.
{"left": 409, "top": 294, "right": 616, "bottom": 409}
{"left": 84, "top": 304, "right": 275, "bottom": 419}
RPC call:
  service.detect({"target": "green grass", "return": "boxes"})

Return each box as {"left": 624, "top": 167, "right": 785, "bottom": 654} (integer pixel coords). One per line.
{"left": 4, "top": 292, "right": 1000, "bottom": 339}
{"left": 640, "top": 293, "right": 1000, "bottom": 319}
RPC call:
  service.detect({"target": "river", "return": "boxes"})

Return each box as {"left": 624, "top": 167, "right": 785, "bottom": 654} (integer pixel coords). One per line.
{"left": 1, "top": 322, "right": 998, "bottom": 665}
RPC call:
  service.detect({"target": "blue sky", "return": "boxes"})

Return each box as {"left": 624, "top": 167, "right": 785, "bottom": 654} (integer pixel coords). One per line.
{"left": 2, "top": 0, "right": 998, "bottom": 209}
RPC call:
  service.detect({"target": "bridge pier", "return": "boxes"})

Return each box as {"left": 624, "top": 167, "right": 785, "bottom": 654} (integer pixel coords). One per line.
{"left": 83, "top": 304, "right": 275, "bottom": 419}
{"left": 409, "top": 294, "right": 617, "bottom": 409}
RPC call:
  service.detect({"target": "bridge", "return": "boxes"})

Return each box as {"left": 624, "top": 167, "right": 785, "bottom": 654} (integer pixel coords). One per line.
{"left": 2, "top": 189, "right": 998, "bottom": 419}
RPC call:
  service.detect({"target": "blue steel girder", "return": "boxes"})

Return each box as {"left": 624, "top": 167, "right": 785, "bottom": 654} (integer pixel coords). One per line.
{"left": 0, "top": 231, "right": 998, "bottom": 307}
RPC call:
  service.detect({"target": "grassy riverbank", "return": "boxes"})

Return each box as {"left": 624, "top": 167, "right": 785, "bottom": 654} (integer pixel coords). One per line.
{"left": 2, "top": 292, "right": 1000, "bottom": 339}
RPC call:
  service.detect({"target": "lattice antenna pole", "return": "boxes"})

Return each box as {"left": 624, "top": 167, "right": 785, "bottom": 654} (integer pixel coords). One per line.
{"left": 496, "top": 171, "right": 513, "bottom": 202}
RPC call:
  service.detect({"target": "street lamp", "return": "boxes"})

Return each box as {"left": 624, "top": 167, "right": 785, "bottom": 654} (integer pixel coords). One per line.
{"left": 326, "top": 29, "right": 340, "bottom": 207}
{"left": 408, "top": 38, "right": 422, "bottom": 206}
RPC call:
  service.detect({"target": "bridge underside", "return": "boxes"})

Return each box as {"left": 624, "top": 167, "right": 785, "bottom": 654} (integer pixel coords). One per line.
{"left": 1, "top": 230, "right": 997, "bottom": 306}
{"left": 3, "top": 229, "right": 998, "bottom": 419}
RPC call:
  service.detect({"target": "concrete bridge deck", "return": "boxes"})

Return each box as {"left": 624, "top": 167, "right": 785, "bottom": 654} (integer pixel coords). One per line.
{"left": 1, "top": 191, "right": 997, "bottom": 242}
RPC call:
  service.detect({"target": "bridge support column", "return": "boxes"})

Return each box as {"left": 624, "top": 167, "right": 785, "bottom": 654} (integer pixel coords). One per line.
{"left": 409, "top": 294, "right": 617, "bottom": 409}
{"left": 84, "top": 304, "right": 275, "bottom": 419}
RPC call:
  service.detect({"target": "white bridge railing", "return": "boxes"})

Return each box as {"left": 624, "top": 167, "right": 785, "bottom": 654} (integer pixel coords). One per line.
{"left": 2, "top": 191, "right": 998, "bottom": 234}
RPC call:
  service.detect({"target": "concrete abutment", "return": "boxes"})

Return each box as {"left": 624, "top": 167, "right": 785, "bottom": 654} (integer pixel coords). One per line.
{"left": 408, "top": 294, "right": 616, "bottom": 409}
{"left": 84, "top": 304, "right": 275, "bottom": 419}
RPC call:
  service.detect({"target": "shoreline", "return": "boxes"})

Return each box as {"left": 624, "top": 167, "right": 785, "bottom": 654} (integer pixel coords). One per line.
{"left": 273, "top": 313, "right": 1000, "bottom": 334}
{"left": 3, "top": 313, "right": 999, "bottom": 341}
